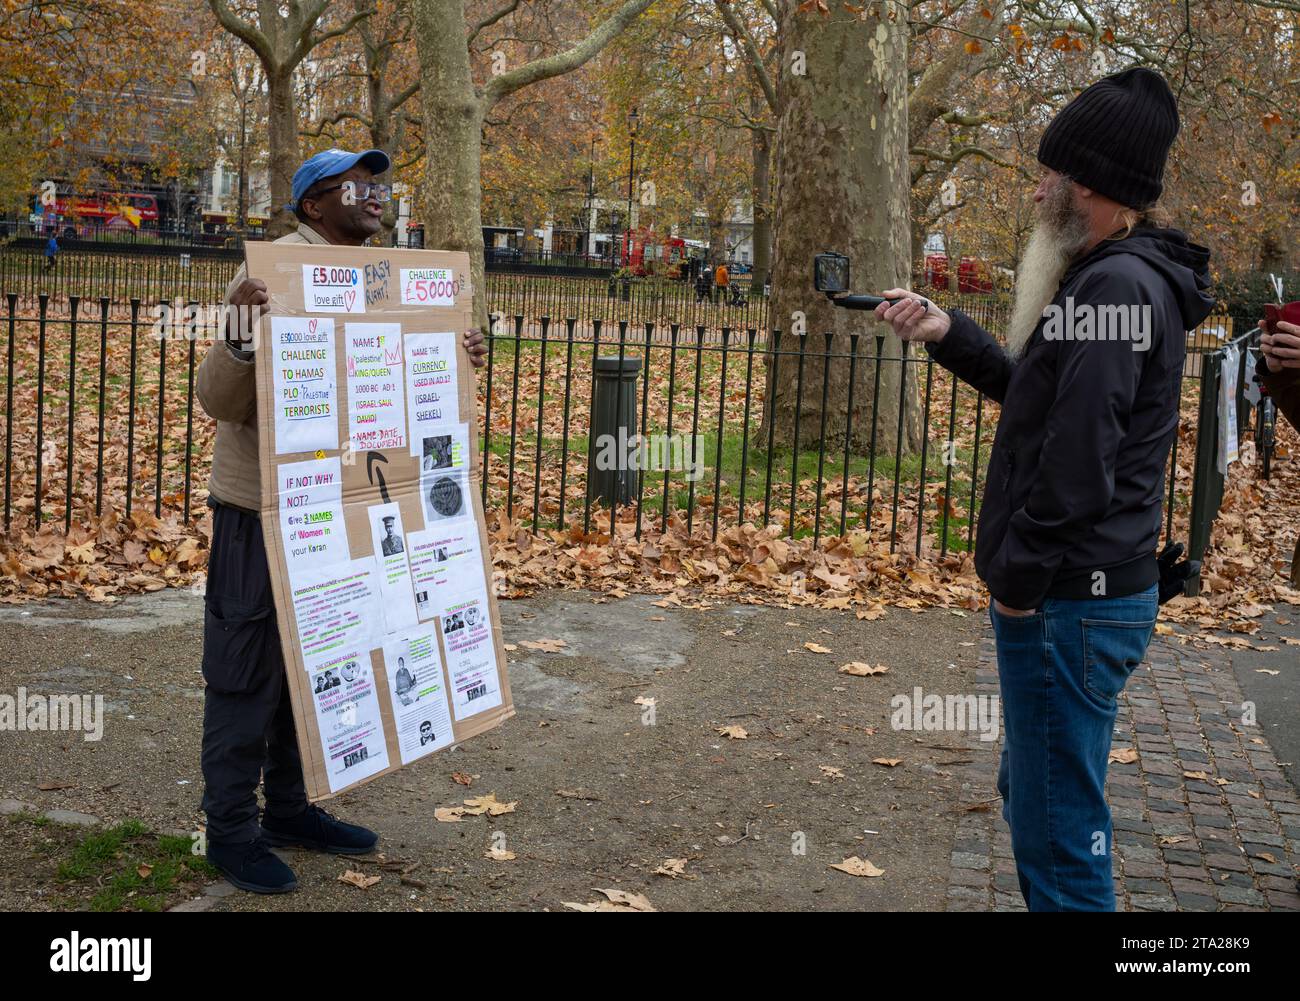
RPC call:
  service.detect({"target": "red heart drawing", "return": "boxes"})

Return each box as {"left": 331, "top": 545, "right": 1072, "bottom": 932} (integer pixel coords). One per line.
{"left": 344, "top": 289, "right": 356, "bottom": 310}
{"left": 308, "top": 318, "right": 318, "bottom": 333}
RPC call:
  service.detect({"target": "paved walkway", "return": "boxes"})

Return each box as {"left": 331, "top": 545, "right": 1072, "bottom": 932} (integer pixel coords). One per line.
{"left": 947, "top": 632, "right": 1300, "bottom": 911}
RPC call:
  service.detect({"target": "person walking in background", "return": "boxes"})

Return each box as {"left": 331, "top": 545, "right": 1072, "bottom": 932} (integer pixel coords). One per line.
{"left": 713, "top": 261, "right": 729, "bottom": 303}
{"left": 694, "top": 264, "right": 712, "bottom": 303}
{"left": 43, "top": 233, "right": 58, "bottom": 271}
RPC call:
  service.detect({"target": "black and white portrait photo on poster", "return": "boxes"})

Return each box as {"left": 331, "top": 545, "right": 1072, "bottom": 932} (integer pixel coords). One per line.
{"left": 367, "top": 501, "right": 419, "bottom": 633}
{"left": 378, "top": 513, "right": 404, "bottom": 556}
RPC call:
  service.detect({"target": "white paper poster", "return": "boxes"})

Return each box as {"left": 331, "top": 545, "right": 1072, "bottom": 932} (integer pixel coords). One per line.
{"left": 418, "top": 422, "right": 473, "bottom": 526}
{"left": 400, "top": 267, "right": 456, "bottom": 306}
{"left": 345, "top": 322, "right": 406, "bottom": 451}
{"left": 1218, "top": 346, "right": 1240, "bottom": 474}
{"left": 278, "top": 457, "right": 348, "bottom": 577}
{"left": 439, "top": 584, "right": 503, "bottom": 720}
{"left": 271, "top": 316, "right": 338, "bottom": 454}
{"left": 381, "top": 630, "right": 455, "bottom": 764}
{"left": 367, "top": 501, "right": 419, "bottom": 633}
{"left": 302, "top": 263, "right": 365, "bottom": 313}
{"left": 308, "top": 650, "right": 389, "bottom": 791}
{"left": 405, "top": 332, "right": 459, "bottom": 452}
{"left": 290, "top": 559, "right": 381, "bottom": 674}
{"left": 407, "top": 524, "right": 480, "bottom": 621}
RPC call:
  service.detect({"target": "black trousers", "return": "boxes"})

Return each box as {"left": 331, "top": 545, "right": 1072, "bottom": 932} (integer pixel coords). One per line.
{"left": 199, "top": 500, "right": 307, "bottom": 844}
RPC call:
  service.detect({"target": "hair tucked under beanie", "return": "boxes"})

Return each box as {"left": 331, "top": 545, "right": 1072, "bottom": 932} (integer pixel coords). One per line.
{"left": 1037, "top": 67, "right": 1179, "bottom": 210}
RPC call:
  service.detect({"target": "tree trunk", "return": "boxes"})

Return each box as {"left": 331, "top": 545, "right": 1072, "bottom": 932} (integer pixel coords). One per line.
{"left": 370, "top": 116, "right": 404, "bottom": 247}
{"left": 750, "top": 120, "right": 772, "bottom": 290}
{"left": 1258, "top": 228, "right": 1287, "bottom": 273}
{"left": 411, "top": 0, "right": 655, "bottom": 329}
{"left": 910, "top": 214, "right": 926, "bottom": 278}
{"left": 236, "top": 111, "right": 249, "bottom": 228}
{"left": 412, "top": 0, "right": 489, "bottom": 330}
{"left": 761, "top": 5, "right": 919, "bottom": 460}
{"left": 944, "top": 228, "right": 960, "bottom": 292}
{"left": 266, "top": 69, "right": 300, "bottom": 238}
{"left": 707, "top": 194, "right": 728, "bottom": 266}
{"left": 366, "top": 49, "right": 397, "bottom": 245}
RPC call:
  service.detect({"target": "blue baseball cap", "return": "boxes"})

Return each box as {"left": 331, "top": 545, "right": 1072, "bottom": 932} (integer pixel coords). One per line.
{"left": 288, "top": 148, "right": 391, "bottom": 210}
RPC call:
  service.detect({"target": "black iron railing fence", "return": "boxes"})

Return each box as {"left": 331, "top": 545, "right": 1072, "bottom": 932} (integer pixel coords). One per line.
{"left": 1, "top": 244, "right": 732, "bottom": 309}
{"left": 0, "top": 292, "right": 1265, "bottom": 595}
{"left": 475, "top": 314, "right": 994, "bottom": 556}
{"left": 2, "top": 242, "right": 1010, "bottom": 330}
{"left": 1, "top": 244, "right": 1013, "bottom": 347}
{"left": 1185, "top": 326, "right": 1266, "bottom": 587}
{"left": 485, "top": 271, "right": 772, "bottom": 335}
{"left": 2, "top": 245, "right": 240, "bottom": 303}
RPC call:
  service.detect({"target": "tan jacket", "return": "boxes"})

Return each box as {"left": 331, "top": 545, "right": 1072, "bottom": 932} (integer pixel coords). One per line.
{"left": 196, "top": 224, "right": 331, "bottom": 512}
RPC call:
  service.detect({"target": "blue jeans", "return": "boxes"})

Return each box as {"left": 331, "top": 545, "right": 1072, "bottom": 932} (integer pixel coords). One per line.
{"left": 991, "top": 583, "right": 1158, "bottom": 911}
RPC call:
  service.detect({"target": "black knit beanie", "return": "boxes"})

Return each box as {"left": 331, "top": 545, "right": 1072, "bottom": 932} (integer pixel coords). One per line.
{"left": 1037, "top": 67, "right": 1179, "bottom": 209}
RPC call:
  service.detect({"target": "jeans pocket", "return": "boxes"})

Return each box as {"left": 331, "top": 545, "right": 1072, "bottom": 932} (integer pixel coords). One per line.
{"left": 990, "top": 603, "right": 1044, "bottom": 651}
{"left": 1081, "top": 617, "right": 1155, "bottom": 703}
{"left": 202, "top": 599, "right": 272, "bottom": 695}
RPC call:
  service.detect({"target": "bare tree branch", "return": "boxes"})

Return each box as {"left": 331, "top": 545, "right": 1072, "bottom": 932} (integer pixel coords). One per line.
{"left": 207, "top": 0, "right": 274, "bottom": 67}
{"left": 295, "top": 4, "right": 377, "bottom": 66}
{"left": 714, "top": 0, "right": 776, "bottom": 112}
{"left": 481, "top": 0, "right": 658, "bottom": 109}
{"left": 468, "top": 0, "right": 521, "bottom": 45}
{"left": 913, "top": 144, "right": 1021, "bottom": 172}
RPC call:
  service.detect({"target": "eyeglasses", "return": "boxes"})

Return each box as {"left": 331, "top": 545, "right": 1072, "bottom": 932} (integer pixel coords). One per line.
{"left": 308, "top": 181, "right": 392, "bottom": 204}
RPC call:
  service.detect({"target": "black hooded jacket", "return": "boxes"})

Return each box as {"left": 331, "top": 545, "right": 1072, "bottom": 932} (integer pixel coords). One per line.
{"left": 927, "top": 227, "right": 1215, "bottom": 609}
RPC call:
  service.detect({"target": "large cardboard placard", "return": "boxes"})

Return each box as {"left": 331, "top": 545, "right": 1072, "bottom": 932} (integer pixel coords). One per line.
{"left": 246, "top": 243, "right": 513, "bottom": 801}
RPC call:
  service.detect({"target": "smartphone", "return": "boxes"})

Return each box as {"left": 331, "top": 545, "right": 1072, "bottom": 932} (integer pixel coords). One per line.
{"left": 1264, "top": 301, "right": 1300, "bottom": 333}
{"left": 813, "top": 252, "right": 850, "bottom": 294}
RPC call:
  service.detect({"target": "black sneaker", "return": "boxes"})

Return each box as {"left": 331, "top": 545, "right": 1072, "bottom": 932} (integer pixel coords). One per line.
{"left": 260, "top": 804, "right": 378, "bottom": 855}
{"left": 207, "top": 837, "right": 298, "bottom": 894}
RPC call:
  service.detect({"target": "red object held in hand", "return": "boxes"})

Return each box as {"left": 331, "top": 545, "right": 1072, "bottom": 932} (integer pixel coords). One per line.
{"left": 1263, "top": 300, "right": 1300, "bottom": 333}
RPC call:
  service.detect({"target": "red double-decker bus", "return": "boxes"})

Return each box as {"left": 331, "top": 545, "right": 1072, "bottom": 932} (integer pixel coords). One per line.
{"left": 619, "top": 228, "right": 689, "bottom": 278}
{"left": 923, "top": 253, "right": 994, "bottom": 294}
{"left": 39, "top": 191, "right": 160, "bottom": 231}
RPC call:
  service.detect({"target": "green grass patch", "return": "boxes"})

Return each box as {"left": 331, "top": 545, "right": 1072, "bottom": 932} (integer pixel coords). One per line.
{"left": 4, "top": 815, "right": 222, "bottom": 912}
{"left": 481, "top": 419, "right": 990, "bottom": 546}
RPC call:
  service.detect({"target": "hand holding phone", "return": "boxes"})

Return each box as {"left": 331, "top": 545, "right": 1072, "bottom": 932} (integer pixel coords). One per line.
{"left": 1261, "top": 302, "right": 1300, "bottom": 373}
{"left": 874, "top": 288, "right": 951, "bottom": 344}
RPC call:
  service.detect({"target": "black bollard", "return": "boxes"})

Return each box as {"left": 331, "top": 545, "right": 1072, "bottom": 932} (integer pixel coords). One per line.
{"left": 587, "top": 356, "right": 641, "bottom": 509}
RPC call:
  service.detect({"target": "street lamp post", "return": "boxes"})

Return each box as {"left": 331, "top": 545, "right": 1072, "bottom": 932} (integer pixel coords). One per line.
{"left": 584, "top": 137, "right": 596, "bottom": 262}
{"left": 623, "top": 106, "right": 639, "bottom": 272}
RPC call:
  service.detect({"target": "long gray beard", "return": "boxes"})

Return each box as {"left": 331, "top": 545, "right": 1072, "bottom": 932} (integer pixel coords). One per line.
{"left": 1006, "top": 194, "right": 1093, "bottom": 360}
